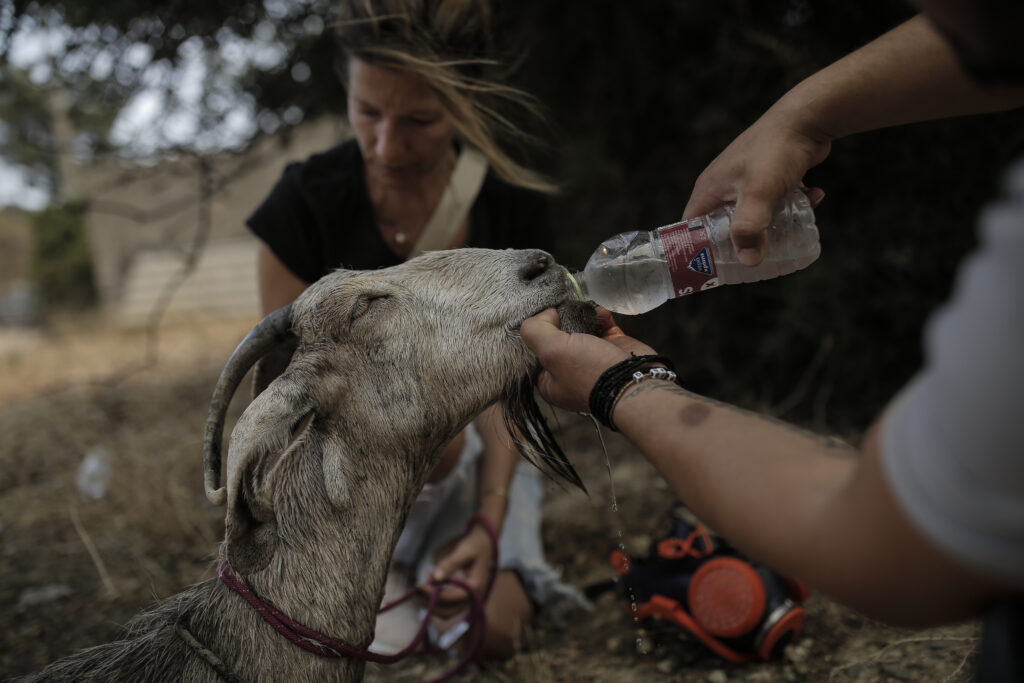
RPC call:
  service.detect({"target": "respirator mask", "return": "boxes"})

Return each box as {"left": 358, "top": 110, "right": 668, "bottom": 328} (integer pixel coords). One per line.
{"left": 605, "top": 513, "right": 810, "bottom": 662}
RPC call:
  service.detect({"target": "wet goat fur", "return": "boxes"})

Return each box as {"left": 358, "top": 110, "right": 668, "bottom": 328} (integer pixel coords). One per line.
{"left": 20, "top": 248, "right": 595, "bottom": 683}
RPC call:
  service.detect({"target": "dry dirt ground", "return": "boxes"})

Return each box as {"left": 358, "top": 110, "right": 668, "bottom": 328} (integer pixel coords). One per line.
{"left": 0, "top": 315, "right": 980, "bottom": 682}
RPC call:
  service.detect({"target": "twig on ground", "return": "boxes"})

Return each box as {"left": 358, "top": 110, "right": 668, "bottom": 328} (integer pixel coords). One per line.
{"left": 940, "top": 643, "right": 976, "bottom": 683}
{"left": 68, "top": 502, "right": 119, "bottom": 599}
{"left": 828, "top": 635, "right": 978, "bottom": 681}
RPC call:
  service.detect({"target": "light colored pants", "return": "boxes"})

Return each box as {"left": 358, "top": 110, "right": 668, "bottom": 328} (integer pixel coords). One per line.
{"left": 370, "top": 423, "right": 588, "bottom": 654}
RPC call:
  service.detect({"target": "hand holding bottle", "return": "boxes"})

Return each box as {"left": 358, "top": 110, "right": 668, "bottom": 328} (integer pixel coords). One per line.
{"left": 569, "top": 188, "right": 821, "bottom": 315}
{"left": 682, "top": 102, "right": 830, "bottom": 267}
{"left": 565, "top": 88, "right": 836, "bottom": 316}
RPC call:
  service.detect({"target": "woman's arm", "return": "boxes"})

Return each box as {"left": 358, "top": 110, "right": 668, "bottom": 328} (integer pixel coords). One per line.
{"left": 472, "top": 403, "right": 519, "bottom": 532}
{"left": 251, "top": 241, "right": 311, "bottom": 395}
{"left": 427, "top": 403, "right": 518, "bottom": 598}
{"left": 257, "top": 241, "right": 309, "bottom": 315}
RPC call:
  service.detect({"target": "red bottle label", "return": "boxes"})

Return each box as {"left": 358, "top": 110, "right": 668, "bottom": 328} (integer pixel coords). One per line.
{"left": 658, "top": 219, "right": 721, "bottom": 297}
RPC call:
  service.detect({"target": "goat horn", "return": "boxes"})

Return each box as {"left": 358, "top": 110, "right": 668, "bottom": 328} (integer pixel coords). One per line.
{"left": 203, "top": 303, "right": 295, "bottom": 506}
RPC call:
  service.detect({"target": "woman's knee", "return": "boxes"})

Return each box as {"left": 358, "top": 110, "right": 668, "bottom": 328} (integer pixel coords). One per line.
{"left": 476, "top": 570, "right": 534, "bottom": 659}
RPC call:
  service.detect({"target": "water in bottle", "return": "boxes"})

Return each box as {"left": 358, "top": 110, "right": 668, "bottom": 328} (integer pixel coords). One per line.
{"left": 566, "top": 189, "right": 820, "bottom": 315}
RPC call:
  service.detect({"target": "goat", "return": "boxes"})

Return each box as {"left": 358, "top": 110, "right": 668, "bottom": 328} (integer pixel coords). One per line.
{"left": 20, "top": 248, "right": 595, "bottom": 683}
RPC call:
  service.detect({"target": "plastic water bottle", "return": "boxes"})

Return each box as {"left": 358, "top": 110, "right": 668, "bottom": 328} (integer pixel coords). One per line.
{"left": 76, "top": 446, "right": 112, "bottom": 500}
{"left": 566, "top": 189, "right": 820, "bottom": 315}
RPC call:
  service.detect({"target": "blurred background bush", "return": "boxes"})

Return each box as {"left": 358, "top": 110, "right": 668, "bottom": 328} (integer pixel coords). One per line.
{"left": 2, "top": 0, "right": 1022, "bottom": 434}
{"left": 28, "top": 201, "right": 96, "bottom": 312}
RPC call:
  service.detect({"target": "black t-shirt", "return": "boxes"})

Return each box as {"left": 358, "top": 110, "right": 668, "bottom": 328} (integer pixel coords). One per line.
{"left": 246, "top": 139, "right": 553, "bottom": 283}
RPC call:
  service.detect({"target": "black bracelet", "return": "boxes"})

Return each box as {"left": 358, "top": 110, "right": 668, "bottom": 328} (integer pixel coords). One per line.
{"left": 588, "top": 354, "right": 677, "bottom": 430}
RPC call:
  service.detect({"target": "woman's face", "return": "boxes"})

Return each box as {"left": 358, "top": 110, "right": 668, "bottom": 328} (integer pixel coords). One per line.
{"left": 347, "top": 58, "right": 457, "bottom": 184}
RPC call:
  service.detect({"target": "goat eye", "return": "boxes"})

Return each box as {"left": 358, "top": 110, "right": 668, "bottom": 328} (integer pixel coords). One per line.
{"left": 350, "top": 294, "right": 389, "bottom": 320}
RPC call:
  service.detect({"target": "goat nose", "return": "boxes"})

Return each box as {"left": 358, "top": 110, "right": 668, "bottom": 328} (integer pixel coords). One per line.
{"left": 519, "top": 252, "right": 553, "bottom": 281}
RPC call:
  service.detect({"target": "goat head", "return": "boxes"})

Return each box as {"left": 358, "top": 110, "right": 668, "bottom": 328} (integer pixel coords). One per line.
{"left": 203, "top": 248, "right": 594, "bottom": 573}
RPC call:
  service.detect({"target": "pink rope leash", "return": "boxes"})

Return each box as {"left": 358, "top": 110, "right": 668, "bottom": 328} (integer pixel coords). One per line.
{"left": 218, "top": 514, "right": 499, "bottom": 683}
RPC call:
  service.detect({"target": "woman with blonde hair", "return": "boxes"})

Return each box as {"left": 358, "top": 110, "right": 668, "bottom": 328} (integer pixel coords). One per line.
{"left": 246, "top": 0, "right": 583, "bottom": 661}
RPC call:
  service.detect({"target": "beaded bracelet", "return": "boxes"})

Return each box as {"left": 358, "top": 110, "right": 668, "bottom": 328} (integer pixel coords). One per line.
{"left": 607, "top": 367, "right": 679, "bottom": 430}
{"left": 588, "top": 354, "right": 678, "bottom": 430}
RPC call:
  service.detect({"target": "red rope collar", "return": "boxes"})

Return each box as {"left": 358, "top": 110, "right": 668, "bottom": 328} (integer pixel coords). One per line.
{"left": 218, "top": 514, "right": 499, "bottom": 682}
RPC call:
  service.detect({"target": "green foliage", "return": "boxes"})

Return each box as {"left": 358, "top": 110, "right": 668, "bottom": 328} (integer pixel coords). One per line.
{"left": 2, "top": 0, "right": 344, "bottom": 160}
{"left": 0, "top": 66, "right": 57, "bottom": 196}
{"left": 29, "top": 202, "right": 97, "bottom": 312}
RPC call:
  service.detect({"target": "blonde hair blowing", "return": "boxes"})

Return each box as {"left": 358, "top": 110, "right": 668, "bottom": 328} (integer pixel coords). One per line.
{"left": 334, "top": 0, "right": 557, "bottom": 194}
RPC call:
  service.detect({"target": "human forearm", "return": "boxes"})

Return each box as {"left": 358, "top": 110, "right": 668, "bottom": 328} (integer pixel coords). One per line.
{"left": 775, "top": 15, "right": 1024, "bottom": 144}
{"left": 610, "top": 380, "right": 998, "bottom": 625}
{"left": 474, "top": 404, "right": 518, "bottom": 531}
{"left": 257, "top": 241, "right": 309, "bottom": 315}
{"left": 612, "top": 381, "right": 856, "bottom": 578}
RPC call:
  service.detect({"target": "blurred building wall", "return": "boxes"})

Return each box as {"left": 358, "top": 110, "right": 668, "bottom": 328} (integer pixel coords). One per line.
{"left": 81, "top": 117, "right": 351, "bottom": 325}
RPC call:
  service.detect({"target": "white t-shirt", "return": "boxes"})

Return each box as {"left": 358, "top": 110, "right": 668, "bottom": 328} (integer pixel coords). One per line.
{"left": 882, "top": 159, "right": 1024, "bottom": 586}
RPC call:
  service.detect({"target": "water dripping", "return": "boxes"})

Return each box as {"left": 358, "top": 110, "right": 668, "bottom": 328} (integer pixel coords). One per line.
{"left": 591, "top": 417, "right": 642, "bottom": 630}
{"left": 594, "top": 422, "right": 619, "bottom": 513}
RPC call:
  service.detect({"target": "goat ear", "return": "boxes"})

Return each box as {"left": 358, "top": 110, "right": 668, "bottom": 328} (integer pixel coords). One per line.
{"left": 224, "top": 383, "right": 315, "bottom": 574}
{"left": 224, "top": 463, "right": 277, "bottom": 575}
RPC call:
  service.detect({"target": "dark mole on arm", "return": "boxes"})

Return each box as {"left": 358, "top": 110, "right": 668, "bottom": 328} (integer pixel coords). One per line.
{"left": 678, "top": 402, "right": 711, "bottom": 427}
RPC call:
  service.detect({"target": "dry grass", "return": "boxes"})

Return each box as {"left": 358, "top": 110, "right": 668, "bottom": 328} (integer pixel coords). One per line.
{"left": 0, "top": 313, "right": 254, "bottom": 676}
{"left": 0, "top": 311, "right": 259, "bottom": 405}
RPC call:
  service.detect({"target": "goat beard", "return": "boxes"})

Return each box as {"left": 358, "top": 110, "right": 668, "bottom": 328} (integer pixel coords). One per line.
{"left": 503, "top": 375, "right": 586, "bottom": 492}
{"left": 501, "top": 298, "right": 596, "bottom": 492}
